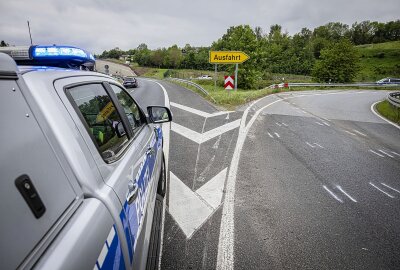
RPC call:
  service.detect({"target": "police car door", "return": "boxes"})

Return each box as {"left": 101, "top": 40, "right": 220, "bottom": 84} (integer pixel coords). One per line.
{"left": 107, "top": 83, "right": 160, "bottom": 270}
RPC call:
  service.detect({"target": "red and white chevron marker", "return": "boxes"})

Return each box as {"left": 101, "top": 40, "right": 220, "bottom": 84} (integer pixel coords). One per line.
{"left": 224, "top": 76, "right": 234, "bottom": 90}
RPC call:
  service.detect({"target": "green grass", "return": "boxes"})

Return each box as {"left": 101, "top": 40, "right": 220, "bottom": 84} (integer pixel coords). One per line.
{"left": 376, "top": 100, "right": 400, "bottom": 124}
{"left": 356, "top": 41, "right": 400, "bottom": 81}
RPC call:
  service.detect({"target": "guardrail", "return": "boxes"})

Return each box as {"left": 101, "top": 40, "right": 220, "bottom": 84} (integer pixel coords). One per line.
{"left": 168, "top": 78, "right": 216, "bottom": 102}
{"left": 267, "top": 82, "right": 400, "bottom": 89}
{"left": 388, "top": 92, "right": 400, "bottom": 108}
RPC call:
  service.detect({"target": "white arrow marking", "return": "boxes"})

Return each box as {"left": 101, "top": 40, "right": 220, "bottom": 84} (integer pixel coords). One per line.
{"left": 170, "top": 102, "right": 233, "bottom": 118}
{"left": 196, "top": 168, "right": 227, "bottom": 209}
{"left": 169, "top": 172, "right": 213, "bottom": 238}
{"left": 172, "top": 119, "right": 241, "bottom": 144}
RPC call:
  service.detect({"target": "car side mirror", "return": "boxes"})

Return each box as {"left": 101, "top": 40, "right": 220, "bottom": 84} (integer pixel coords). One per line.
{"left": 147, "top": 106, "right": 173, "bottom": 123}
{"left": 115, "top": 122, "right": 126, "bottom": 138}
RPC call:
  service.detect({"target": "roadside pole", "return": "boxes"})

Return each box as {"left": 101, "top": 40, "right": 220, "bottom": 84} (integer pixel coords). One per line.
{"left": 214, "top": 64, "right": 217, "bottom": 91}
{"left": 234, "top": 63, "right": 238, "bottom": 91}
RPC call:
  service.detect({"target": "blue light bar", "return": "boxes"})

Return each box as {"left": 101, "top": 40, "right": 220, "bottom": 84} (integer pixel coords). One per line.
{"left": 32, "top": 45, "right": 92, "bottom": 60}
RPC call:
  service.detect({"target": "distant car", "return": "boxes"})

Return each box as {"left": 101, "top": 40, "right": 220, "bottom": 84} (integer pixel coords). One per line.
{"left": 197, "top": 75, "right": 212, "bottom": 80}
{"left": 123, "top": 76, "right": 138, "bottom": 88}
{"left": 376, "top": 77, "right": 400, "bottom": 84}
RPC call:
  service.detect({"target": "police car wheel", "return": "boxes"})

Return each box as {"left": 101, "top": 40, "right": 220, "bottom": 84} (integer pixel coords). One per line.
{"left": 157, "top": 154, "right": 166, "bottom": 197}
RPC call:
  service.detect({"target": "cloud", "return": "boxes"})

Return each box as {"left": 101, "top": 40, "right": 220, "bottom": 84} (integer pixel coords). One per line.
{"left": 0, "top": 0, "right": 399, "bottom": 54}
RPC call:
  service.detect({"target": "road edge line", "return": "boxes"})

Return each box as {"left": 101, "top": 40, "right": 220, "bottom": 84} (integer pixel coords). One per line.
{"left": 370, "top": 101, "right": 400, "bottom": 130}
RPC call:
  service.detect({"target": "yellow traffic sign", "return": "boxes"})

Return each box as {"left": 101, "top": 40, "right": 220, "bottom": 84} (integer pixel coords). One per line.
{"left": 209, "top": 51, "right": 250, "bottom": 64}
{"left": 96, "top": 101, "right": 115, "bottom": 123}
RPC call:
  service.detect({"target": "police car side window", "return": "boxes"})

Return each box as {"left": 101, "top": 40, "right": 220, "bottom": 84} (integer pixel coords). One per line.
{"left": 109, "top": 84, "right": 144, "bottom": 133}
{"left": 67, "top": 83, "right": 129, "bottom": 162}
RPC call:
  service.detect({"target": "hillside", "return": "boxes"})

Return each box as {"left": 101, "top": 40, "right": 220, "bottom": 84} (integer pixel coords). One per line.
{"left": 356, "top": 41, "right": 400, "bottom": 81}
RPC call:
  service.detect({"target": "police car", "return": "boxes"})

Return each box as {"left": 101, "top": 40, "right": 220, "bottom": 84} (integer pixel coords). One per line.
{"left": 0, "top": 45, "right": 171, "bottom": 270}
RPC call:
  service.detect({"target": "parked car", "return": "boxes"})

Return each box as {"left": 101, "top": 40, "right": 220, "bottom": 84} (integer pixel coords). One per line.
{"left": 123, "top": 76, "right": 139, "bottom": 88}
{"left": 376, "top": 77, "right": 400, "bottom": 84}
{"left": 197, "top": 75, "right": 213, "bottom": 80}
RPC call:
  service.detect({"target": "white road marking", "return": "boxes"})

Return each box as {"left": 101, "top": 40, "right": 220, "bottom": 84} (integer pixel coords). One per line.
{"left": 170, "top": 102, "right": 233, "bottom": 118}
{"left": 336, "top": 186, "right": 357, "bottom": 202}
{"left": 274, "top": 132, "right": 280, "bottom": 138}
{"left": 201, "top": 119, "right": 241, "bottom": 143}
{"left": 369, "top": 182, "right": 395, "bottom": 198}
{"left": 391, "top": 151, "right": 400, "bottom": 157}
{"left": 171, "top": 122, "right": 202, "bottom": 143}
{"left": 217, "top": 91, "right": 382, "bottom": 269}
{"left": 345, "top": 130, "right": 356, "bottom": 136}
{"left": 171, "top": 119, "right": 240, "bottom": 144}
{"left": 314, "top": 143, "right": 324, "bottom": 149}
{"left": 276, "top": 122, "right": 282, "bottom": 127}
{"left": 381, "top": 183, "right": 400, "bottom": 194}
{"left": 353, "top": 130, "right": 367, "bottom": 137}
{"left": 140, "top": 80, "right": 169, "bottom": 270}
{"left": 378, "top": 149, "right": 394, "bottom": 158}
{"left": 323, "top": 185, "right": 343, "bottom": 203}
{"left": 282, "top": 122, "right": 288, "bottom": 127}
{"left": 212, "top": 136, "right": 221, "bottom": 149}
{"left": 267, "top": 132, "right": 274, "bottom": 138}
{"left": 322, "top": 121, "right": 331, "bottom": 126}
{"left": 315, "top": 122, "right": 324, "bottom": 126}
{"left": 196, "top": 168, "right": 227, "bottom": 209}
{"left": 170, "top": 102, "right": 212, "bottom": 117}
{"left": 370, "top": 101, "right": 400, "bottom": 130}
{"left": 321, "top": 117, "right": 331, "bottom": 122}
{"left": 306, "top": 142, "right": 315, "bottom": 148}
{"left": 369, "top": 149, "right": 385, "bottom": 157}
{"left": 306, "top": 142, "right": 324, "bottom": 149}
{"left": 169, "top": 172, "right": 213, "bottom": 238}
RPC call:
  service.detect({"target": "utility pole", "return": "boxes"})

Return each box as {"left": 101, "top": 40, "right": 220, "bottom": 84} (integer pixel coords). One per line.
{"left": 27, "top": 21, "right": 33, "bottom": 45}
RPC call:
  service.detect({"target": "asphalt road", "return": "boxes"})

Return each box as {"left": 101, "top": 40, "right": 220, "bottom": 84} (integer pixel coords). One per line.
{"left": 130, "top": 75, "right": 399, "bottom": 270}
{"left": 95, "top": 59, "right": 136, "bottom": 77}
{"left": 234, "top": 91, "right": 400, "bottom": 269}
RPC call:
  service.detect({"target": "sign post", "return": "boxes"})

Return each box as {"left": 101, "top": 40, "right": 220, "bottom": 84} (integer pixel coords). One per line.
{"left": 209, "top": 51, "right": 249, "bottom": 91}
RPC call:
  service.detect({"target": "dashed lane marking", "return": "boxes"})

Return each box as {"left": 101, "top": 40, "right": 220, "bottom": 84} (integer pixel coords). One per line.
{"left": 369, "top": 182, "right": 395, "bottom": 199}
{"left": 353, "top": 129, "right": 367, "bottom": 137}
{"left": 381, "top": 183, "right": 400, "bottom": 194}
{"left": 369, "top": 149, "right": 385, "bottom": 157}
{"left": 378, "top": 149, "right": 394, "bottom": 158}
{"left": 345, "top": 130, "right": 357, "bottom": 136}
{"left": 336, "top": 186, "right": 357, "bottom": 202}
{"left": 323, "top": 185, "right": 343, "bottom": 203}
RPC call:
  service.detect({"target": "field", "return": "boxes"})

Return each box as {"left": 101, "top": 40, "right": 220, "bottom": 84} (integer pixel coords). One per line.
{"left": 356, "top": 41, "right": 400, "bottom": 81}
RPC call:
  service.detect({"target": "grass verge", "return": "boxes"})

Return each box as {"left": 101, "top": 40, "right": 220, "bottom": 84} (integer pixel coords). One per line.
{"left": 376, "top": 100, "right": 400, "bottom": 125}
{"left": 170, "top": 79, "right": 400, "bottom": 110}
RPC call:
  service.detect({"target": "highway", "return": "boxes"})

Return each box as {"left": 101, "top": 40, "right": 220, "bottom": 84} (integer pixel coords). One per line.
{"left": 95, "top": 59, "right": 136, "bottom": 76}
{"left": 125, "top": 71, "right": 399, "bottom": 269}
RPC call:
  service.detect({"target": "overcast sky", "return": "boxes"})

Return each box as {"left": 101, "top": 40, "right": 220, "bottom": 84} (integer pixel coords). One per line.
{"left": 0, "top": 0, "right": 399, "bottom": 54}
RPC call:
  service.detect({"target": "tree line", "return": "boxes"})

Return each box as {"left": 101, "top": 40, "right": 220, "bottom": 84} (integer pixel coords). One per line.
{"left": 99, "top": 20, "right": 400, "bottom": 88}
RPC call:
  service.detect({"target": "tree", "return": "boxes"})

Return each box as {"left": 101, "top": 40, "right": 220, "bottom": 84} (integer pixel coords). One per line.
{"left": 212, "top": 25, "right": 261, "bottom": 89}
{"left": 312, "top": 39, "right": 360, "bottom": 83}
